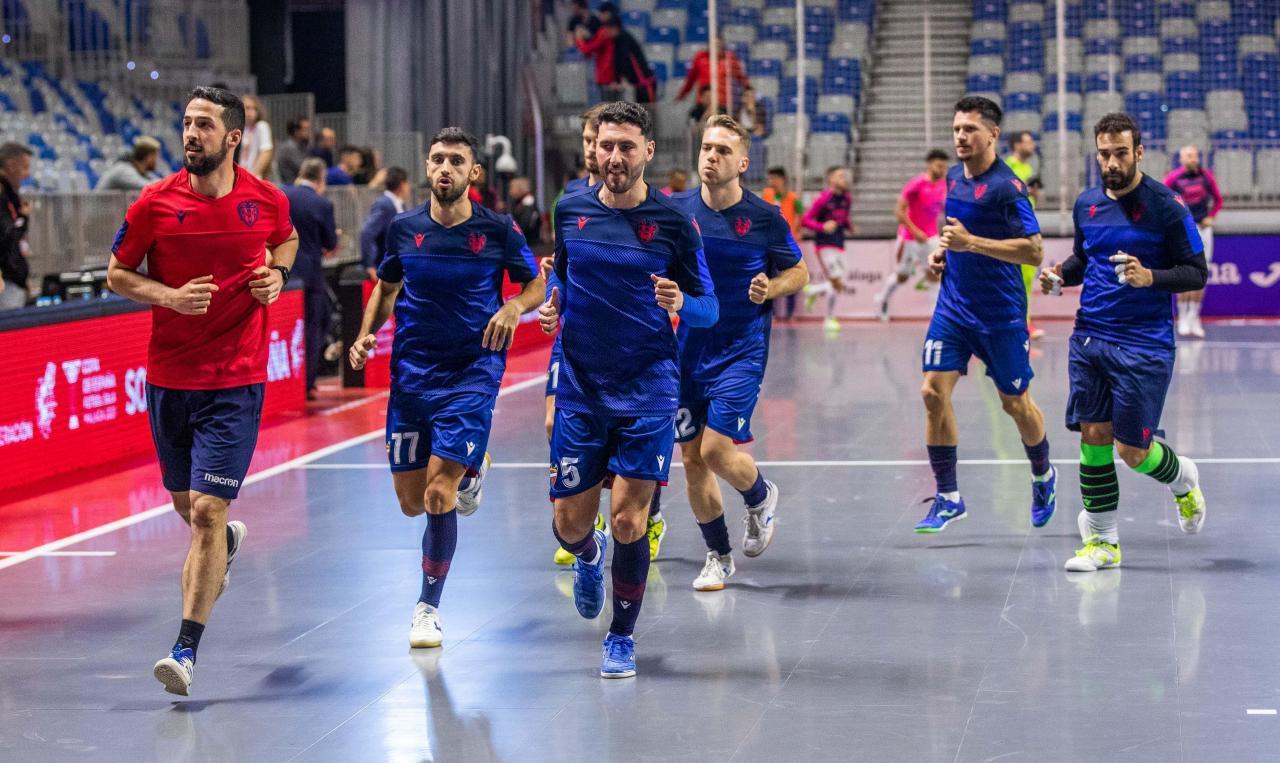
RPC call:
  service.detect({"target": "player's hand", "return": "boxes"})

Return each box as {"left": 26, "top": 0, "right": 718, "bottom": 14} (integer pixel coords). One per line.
{"left": 249, "top": 265, "right": 283, "bottom": 305}
{"left": 165, "top": 274, "right": 218, "bottom": 315}
{"left": 1111, "top": 252, "right": 1152, "bottom": 288}
{"left": 539, "top": 286, "right": 560, "bottom": 335}
{"left": 1202, "top": 216, "right": 1215, "bottom": 229}
{"left": 539, "top": 256, "right": 554, "bottom": 281}
{"left": 18, "top": 199, "right": 31, "bottom": 217}
{"left": 651, "top": 273, "right": 684, "bottom": 312}
{"left": 928, "top": 248, "right": 947, "bottom": 276}
{"left": 912, "top": 229, "right": 927, "bottom": 244}
{"left": 482, "top": 302, "right": 522, "bottom": 351}
{"left": 748, "top": 272, "right": 770, "bottom": 304}
{"left": 348, "top": 334, "right": 377, "bottom": 370}
{"left": 940, "top": 217, "right": 974, "bottom": 251}
{"left": 822, "top": 220, "right": 838, "bottom": 234}
{"left": 1039, "top": 263, "right": 1064, "bottom": 295}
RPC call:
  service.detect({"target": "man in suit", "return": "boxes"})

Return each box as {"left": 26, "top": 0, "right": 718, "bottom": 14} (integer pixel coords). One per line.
{"left": 359, "top": 166, "right": 411, "bottom": 280}
{"left": 283, "top": 158, "right": 339, "bottom": 398}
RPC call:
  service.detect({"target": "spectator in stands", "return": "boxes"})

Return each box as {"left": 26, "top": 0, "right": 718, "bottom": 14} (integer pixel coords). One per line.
{"left": 238, "top": 95, "right": 274, "bottom": 179}
{"left": 565, "top": 0, "right": 600, "bottom": 46}
{"left": 762, "top": 166, "right": 805, "bottom": 321}
{"left": 359, "top": 166, "right": 411, "bottom": 280}
{"left": 282, "top": 158, "right": 338, "bottom": 399}
{"left": 660, "top": 168, "right": 688, "bottom": 196}
{"left": 574, "top": 4, "right": 623, "bottom": 101}
{"left": 96, "top": 137, "right": 161, "bottom": 191}
{"left": 1165, "top": 144, "right": 1224, "bottom": 340}
{"left": 607, "top": 16, "right": 656, "bottom": 104}
{"left": 1004, "top": 131, "right": 1041, "bottom": 206}
{"left": 738, "top": 86, "right": 766, "bottom": 137}
{"left": 508, "top": 176, "right": 543, "bottom": 248}
{"left": 469, "top": 164, "right": 498, "bottom": 209}
{"left": 275, "top": 116, "right": 312, "bottom": 185}
{"left": 310, "top": 127, "right": 338, "bottom": 166}
{"left": 676, "top": 36, "right": 751, "bottom": 122}
{"left": 0, "top": 142, "right": 32, "bottom": 310}
{"left": 326, "top": 145, "right": 363, "bottom": 186}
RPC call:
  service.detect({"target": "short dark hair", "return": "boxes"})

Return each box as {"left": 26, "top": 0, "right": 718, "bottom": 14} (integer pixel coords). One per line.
{"left": 1010, "top": 130, "right": 1035, "bottom": 147}
{"left": 339, "top": 144, "right": 363, "bottom": 158}
{"left": 1093, "top": 112, "right": 1142, "bottom": 150}
{"left": 925, "top": 149, "right": 950, "bottom": 162}
{"left": 954, "top": 95, "right": 1002, "bottom": 127}
{"left": 428, "top": 126, "right": 482, "bottom": 163}
{"left": 0, "top": 142, "right": 33, "bottom": 164}
{"left": 286, "top": 116, "right": 310, "bottom": 137}
{"left": 598, "top": 2, "right": 618, "bottom": 14}
{"left": 767, "top": 166, "right": 787, "bottom": 179}
{"left": 384, "top": 166, "right": 410, "bottom": 192}
{"left": 187, "top": 86, "right": 245, "bottom": 133}
{"left": 595, "top": 101, "right": 653, "bottom": 140}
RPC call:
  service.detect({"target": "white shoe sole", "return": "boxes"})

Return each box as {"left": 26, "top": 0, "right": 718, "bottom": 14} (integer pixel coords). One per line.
{"left": 601, "top": 668, "right": 636, "bottom": 679}
{"left": 1064, "top": 558, "right": 1120, "bottom": 573}
{"left": 409, "top": 636, "right": 442, "bottom": 649}
{"left": 153, "top": 659, "right": 191, "bottom": 696}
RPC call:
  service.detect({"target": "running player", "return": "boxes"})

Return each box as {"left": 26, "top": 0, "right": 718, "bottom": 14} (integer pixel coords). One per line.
{"left": 548, "top": 104, "right": 667, "bottom": 567}
{"left": 672, "top": 115, "right": 808, "bottom": 591}
{"left": 877, "top": 149, "right": 949, "bottom": 321}
{"left": 349, "top": 127, "right": 543, "bottom": 648}
{"left": 540, "top": 101, "right": 717, "bottom": 678}
{"left": 917, "top": 95, "right": 1057, "bottom": 533}
{"left": 800, "top": 166, "right": 854, "bottom": 333}
{"left": 1041, "top": 112, "right": 1207, "bottom": 572}
{"left": 1004, "top": 131, "right": 1044, "bottom": 340}
{"left": 1163, "top": 144, "right": 1223, "bottom": 339}
{"left": 106, "top": 87, "right": 299, "bottom": 695}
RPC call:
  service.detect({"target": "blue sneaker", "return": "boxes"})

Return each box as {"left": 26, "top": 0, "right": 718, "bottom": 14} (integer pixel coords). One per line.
{"left": 600, "top": 632, "right": 636, "bottom": 678}
{"left": 1031, "top": 466, "right": 1057, "bottom": 528}
{"left": 153, "top": 646, "right": 195, "bottom": 696}
{"left": 914, "top": 495, "right": 967, "bottom": 533}
{"left": 572, "top": 529, "right": 607, "bottom": 619}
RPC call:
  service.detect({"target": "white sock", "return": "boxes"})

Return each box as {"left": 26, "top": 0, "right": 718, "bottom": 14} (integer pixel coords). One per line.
{"left": 1033, "top": 465, "right": 1055, "bottom": 483}
{"left": 1169, "top": 455, "right": 1198, "bottom": 496}
{"left": 882, "top": 279, "right": 900, "bottom": 302}
{"left": 940, "top": 490, "right": 960, "bottom": 502}
{"left": 650, "top": 511, "right": 663, "bottom": 523}
{"left": 1189, "top": 301, "right": 1201, "bottom": 320}
{"left": 1086, "top": 510, "right": 1120, "bottom": 544}
{"left": 827, "top": 292, "right": 837, "bottom": 317}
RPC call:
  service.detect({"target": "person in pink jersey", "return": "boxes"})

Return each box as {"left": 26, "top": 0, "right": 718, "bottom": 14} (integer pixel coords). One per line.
{"left": 1163, "top": 145, "right": 1223, "bottom": 339}
{"left": 800, "top": 166, "right": 855, "bottom": 332}
{"left": 877, "top": 149, "right": 950, "bottom": 320}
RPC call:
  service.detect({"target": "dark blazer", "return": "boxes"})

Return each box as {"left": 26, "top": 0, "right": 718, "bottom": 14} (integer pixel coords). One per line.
{"left": 282, "top": 183, "right": 337, "bottom": 289}
{"left": 359, "top": 193, "right": 400, "bottom": 272}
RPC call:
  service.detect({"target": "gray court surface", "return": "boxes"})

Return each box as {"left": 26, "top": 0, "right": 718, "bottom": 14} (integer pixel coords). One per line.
{"left": 2, "top": 321, "right": 1279, "bottom": 762}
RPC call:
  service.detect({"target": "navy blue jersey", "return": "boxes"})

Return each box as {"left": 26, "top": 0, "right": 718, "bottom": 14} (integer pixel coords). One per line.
{"left": 553, "top": 184, "right": 716, "bottom": 417}
{"left": 564, "top": 176, "right": 595, "bottom": 194}
{"left": 377, "top": 203, "right": 538, "bottom": 397}
{"left": 935, "top": 159, "right": 1041, "bottom": 330}
{"left": 1071, "top": 174, "right": 1203, "bottom": 350}
{"left": 672, "top": 188, "right": 802, "bottom": 384}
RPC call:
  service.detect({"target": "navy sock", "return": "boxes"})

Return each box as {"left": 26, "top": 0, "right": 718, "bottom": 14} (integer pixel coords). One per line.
{"left": 740, "top": 470, "right": 768, "bottom": 507}
{"left": 927, "top": 445, "right": 959, "bottom": 494}
{"left": 697, "top": 514, "right": 732, "bottom": 555}
{"left": 1024, "top": 437, "right": 1051, "bottom": 477}
{"left": 419, "top": 510, "right": 458, "bottom": 607}
{"left": 175, "top": 618, "right": 205, "bottom": 657}
{"left": 649, "top": 484, "right": 662, "bottom": 517}
{"left": 554, "top": 522, "right": 600, "bottom": 564}
{"left": 609, "top": 536, "right": 649, "bottom": 637}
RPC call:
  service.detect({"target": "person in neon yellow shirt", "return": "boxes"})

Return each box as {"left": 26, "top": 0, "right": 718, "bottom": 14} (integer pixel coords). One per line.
{"left": 1005, "top": 131, "right": 1044, "bottom": 340}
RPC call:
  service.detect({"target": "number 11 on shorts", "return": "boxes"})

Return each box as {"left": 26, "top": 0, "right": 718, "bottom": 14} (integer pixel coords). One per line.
{"left": 923, "top": 339, "right": 944, "bottom": 367}
{"left": 391, "top": 431, "right": 420, "bottom": 465}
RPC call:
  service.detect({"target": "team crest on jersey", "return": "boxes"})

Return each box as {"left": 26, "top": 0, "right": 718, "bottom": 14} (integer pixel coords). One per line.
{"left": 734, "top": 217, "right": 752, "bottom": 237}
{"left": 468, "top": 232, "right": 487, "bottom": 254}
{"left": 974, "top": 183, "right": 988, "bottom": 200}
{"left": 1088, "top": 204, "right": 1098, "bottom": 219}
{"left": 691, "top": 217, "right": 701, "bottom": 235}
{"left": 1142, "top": 427, "right": 1152, "bottom": 441}
{"left": 414, "top": 232, "right": 426, "bottom": 248}
{"left": 512, "top": 219, "right": 523, "bottom": 235}
{"left": 175, "top": 209, "right": 187, "bottom": 224}
{"left": 1012, "top": 178, "right": 1023, "bottom": 193}
{"left": 636, "top": 220, "right": 658, "bottom": 243}
{"left": 1173, "top": 193, "right": 1186, "bottom": 207}
{"left": 1130, "top": 203, "right": 1146, "bottom": 223}
{"left": 236, "top": 200, "right": 260, "bottom": 227}
{"left": 948, "top": 179, "right": 956, "bottom": 192}
{"left": 577, "top": 215, "right": 589, "bottom": 230}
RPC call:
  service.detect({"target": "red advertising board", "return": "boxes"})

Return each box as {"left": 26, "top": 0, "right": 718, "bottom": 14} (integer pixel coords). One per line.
{"left": 0, "top": 290, "right": 306, "bottom": 492}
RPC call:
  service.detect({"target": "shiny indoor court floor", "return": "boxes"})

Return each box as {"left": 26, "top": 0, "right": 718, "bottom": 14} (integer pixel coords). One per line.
{"left": 3, "top": 321, "right": 1280, "bottom": 762}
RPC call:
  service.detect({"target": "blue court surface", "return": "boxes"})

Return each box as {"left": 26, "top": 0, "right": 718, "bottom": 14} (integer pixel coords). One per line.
{"left": 3, "top": 321, "right": 1279, "bottom": 761}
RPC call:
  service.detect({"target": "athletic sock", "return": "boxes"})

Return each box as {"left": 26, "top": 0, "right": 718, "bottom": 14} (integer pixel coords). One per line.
{"left": 827, "top": 291, "right": 837, "bottom": 317}
{"left": 1133, "top": 441, "right": 1183, "bottom": 489}
{"left": 554, "top": 523, "right": 601, "bottom": 565}
{"left": 419, "top": 510, "right": 458, "bottom": 607}
{"left": 175, "top": 618, "right": 205, "bottom": 657}
{"left": 740, "top": 470, "right": 768, "bottom": 507}
{"left": 697, "top": 514, "right": 733, "bottom": 555}
{"left": 648, "top": 484, "right": 662, "bottom": 518}
{"left": 927, "top": 445, "right": 959, "bottom": 498}
{"left": 1024, "top": 437, "right": 1051, "bottom": 478}
{"left": 225, "top": 525, "right": 236, "bottom": 555}
{"left": 1080, "top": 443, "right": 1120, "bottom": 543}
{"left": 609, "top": 536, "right": 649, "bottom": 637}
{"left": 882, "top": 279, "right": 900, "bottom": 302}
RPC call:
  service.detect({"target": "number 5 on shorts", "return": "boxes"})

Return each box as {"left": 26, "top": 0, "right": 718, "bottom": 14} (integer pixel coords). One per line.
{"left": 559, "top": 456, "right": 581, "bottom": 489}
{"left": 390, "top": 431, "right": 420, "bottom": 465}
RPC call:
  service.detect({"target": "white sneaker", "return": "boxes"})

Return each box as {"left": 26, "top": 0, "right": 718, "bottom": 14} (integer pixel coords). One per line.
{"left": 455, "top": 452, "right": 491, "bottom": 516}
{"left": 875, "top": 293, "right": 890, "bottom": 322}
{"left": 153, "top": 647, "right": 195, "bottom": 696}
{"left": 410, "top": 602, "right": 443, "bottom": 648}
{"left": 692, "top": 550, "right": 735, "bottom": 591}
{"left": 216, "top": 520, "right": 247, "bottom": 600}
{"left": 1189, "top": 315, "right": 1206, "bottom": 339}
{"left": 1177, "top": 314, "right": 1191, "bottom": 337}
{"left": 1064, "top": 537, "right": 1122, "bottom": 572}
{"left": 742, "top": 481, "right": 778, "bottom": 558}
{"left": 1173, "top": 456, "right": 1206, "bottom": 534}
{"left": 823, "top": 316, "right": 841, "bottom": 334}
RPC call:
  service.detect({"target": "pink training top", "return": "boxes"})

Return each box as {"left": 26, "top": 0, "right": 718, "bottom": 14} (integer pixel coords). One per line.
{"left": 1162, "top": 166, "right": 1223, "bottom": 223}
{"left": 800, "top": 188, "right": 852, "bottom": 248}
{"left": 897, "top": 172, "right": 946, "bottom": 240}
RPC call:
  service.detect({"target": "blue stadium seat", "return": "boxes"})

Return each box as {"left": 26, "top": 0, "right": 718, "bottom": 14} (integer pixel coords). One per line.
{"left": 1046, "top": 72, "right": 1084, "bottom": 92}
{"left": 622, "top": 11, "right": 650, "bottom": 32}
{"left": 822, "top": 70, "right": 861, "bottom": 102}
{"left": 971, "top": 39, "right": 1004, "bottom": 57}
{"left": 646, "top": 26, "right": 679, "bottom": 45}
{"left": 758, "top": 24, "right": 792, "bottom": 43}
{"left": 655, "top": 0, "right": 686, "bottom": 8}
{"left": 1082, "top": 0, "right": 1110, "bottom": 20}
{"left": 1166, "top": 72, "right": 1205, "bottom": 108}
{"left": 765, "top": 0, "right": 793, "bottom": 7}
{"left": 724, "top": 41, "right": 749, "bottom": 61}
{"left": 748, "top": 59, "right": 783, "bottom": 79}
{"left": 967, "top": 73, "right": 1004, "bottom": 92}
{"left": 1125, "top": 54, "right": 1162, "bottom": 72}
{"left": 1235, "top": 13, "right": 1273, "bottom": 37}
{"left": 1206, "top": 70, "right": 1240, "bottom": 91}
{"left": 1006, "top": 92, "right": 1043, "bottom": 112}
{"left": 1008, "top": 52, "right": 1043, "bottom": 73}
{"left": 685, "top": 20, "right": 709, "bottom": 43}
{"left": 1009, "top": 22, "right": 1043, "bottom": 52}
{"left": 813, "top": 113, "right": 852, "bottom": 135}
{"left": 804, "top": 7, "right": 835, "bottom": 45}
{"left": 1159, "top": 1, "right": 1196, "bottom": 19}
{"left": 1162, "top": 36, "right": 1198, "bottom": 56}
{"left": 650, "top": 61, "right": 669, "bottom": 84}
{"left": 1085, "top": 38, "right": 1119, "bottom": 56}
{"left": 837, "top": 0, "right": 874, "bottom": 24}
{"left": 1119, "top": 4, "right": 1157, "bottom": 37}
{"left": 725, "top": 8, "right": 760, "bottom": 27}
{"left": 778, "top": 77, "right": 819, "bottom": 115}
{"left": 826, "top": 57, "right": 860, "bottom": 82}
{"left": 804, "top": 38, "right": 829, "bottom": 61}
{"left": 1043, "top": 112, "right": 1084, "bottom": 132}
{"left": 1054, "top": 3, "right": 1085, "bottom": 37}
{"left": 972, "top": 0, "right": 1008, "bottom": 22}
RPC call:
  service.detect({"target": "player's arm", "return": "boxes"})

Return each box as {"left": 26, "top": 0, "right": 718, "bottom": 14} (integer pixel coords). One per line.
{"left": 1204, "top": 168, "right": 1224, "bottom": 223}
{"left": 1132, "top": 203, "right": 1207, "bottom": 292}
{"left": 894, "top": 196, "right": 925, "bottom": 242}
{"left": 250, "top": 227, "right": 299, "bottom": 305}
{"left": 1041, "top": 203, "right": 1086, "bottom": 294}
{"left": 483, "top": 222, "right": 546, "bottom": 351}
{"left": 941, "top": 217, "right": 1043, "bottom": 266}
{"left": 751, "top": 215, "right": 810, "bottom": 303}
{"left": 800, "top": 191, "right": 831, "bottom": 233}
{"left": 107, "top": 255, "right": 219, "bottom": 315}
{"left": 348, "top": 277, "right": 401, "bottom": 370}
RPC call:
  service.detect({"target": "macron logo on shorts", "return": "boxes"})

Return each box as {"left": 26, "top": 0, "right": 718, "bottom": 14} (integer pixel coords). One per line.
{"left": 1011, "top": 378, "right": 1022, "bottom": 390}
{"left": 466, "top": 441, "right": 476, "bottom": 455}
{"left": 737, "top": 417, "right": 746, "bottom": 431}
{"left": 657, "top": 455, "right": 665, "bottom": 470}
{"left": 203, "top": 472, "right": 240, "bottom": 488}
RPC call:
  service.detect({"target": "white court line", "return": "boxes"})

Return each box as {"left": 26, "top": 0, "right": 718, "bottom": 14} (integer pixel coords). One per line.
{"left": 0, "top": 550, "right": 116, "bottom": 557}
{"left": 300, "top": 456, "right": 1280, "bottom": 470}
{"left": 1246, "top": 709, "right": 1277, "bottom": 716}
{"left": 317, "top": 390, "right": 390, "bottom": 416}
{"left": 0, "top": 374, "right": 548, "bottom": 573}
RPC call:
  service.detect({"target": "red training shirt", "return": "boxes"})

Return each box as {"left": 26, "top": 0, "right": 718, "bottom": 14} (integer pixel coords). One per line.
{"left": 111, "top": 165, "right": 295, "bottom": 390}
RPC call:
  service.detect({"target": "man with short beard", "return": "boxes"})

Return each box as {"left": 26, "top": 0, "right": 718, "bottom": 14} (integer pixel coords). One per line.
{"left": 106, "top": 87, "right": 300, "bottom": 696}
{"left": 1040, "top": 112, "right": 1207, "bottom": 573}
{"left": 349, "top": 127, "right": 544, "bottom": 650}
{"left": 539, "top": 101, "right": 718, "bottom": 678}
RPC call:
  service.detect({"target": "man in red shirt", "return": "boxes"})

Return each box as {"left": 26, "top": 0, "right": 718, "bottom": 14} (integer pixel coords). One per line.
{"left": 106, "top": 86, "right": 299, "bottom": 696}
{"left": 676, "top": 37, "right": 751, "bottom": 121}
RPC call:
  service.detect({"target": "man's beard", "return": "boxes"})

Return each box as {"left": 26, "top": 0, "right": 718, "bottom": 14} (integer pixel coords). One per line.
{"left": 1102, "top": 165, "right": 1136, "bottom": 191}
{"left": 431, "top": 179, "right": 468, "bottom": 204}
{"left": 184, "top": 143, "right": 230, "bottom": 177}
{"left": 603, "top": 161, "right": 643, "bottom": 194}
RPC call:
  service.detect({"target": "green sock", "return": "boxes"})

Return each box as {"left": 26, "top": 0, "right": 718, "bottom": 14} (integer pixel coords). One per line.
{"left": 1133, "top": 441, "right": 1181, "bottom": 485}
{"left": 1079, "top": 442, "right": 1119, "bottom": 525}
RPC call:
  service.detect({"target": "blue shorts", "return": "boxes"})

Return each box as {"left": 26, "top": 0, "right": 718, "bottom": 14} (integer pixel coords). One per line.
{"left": 146, "top": 383, "right": 264, "bottom": 500}
{"left": 545, "top": 336, "right": 563, "bottom": 397}
{"left": 1066, "top": 334, "right": 1174, "bottom": 449}
{"left": 676, "top": 367, "right": 762, "bottom": 444}
{"left": 386, "top": 389, "right": 495, "bottom": 475}
{"left": 549, "top": 408, "right": 675, "bottom": 498}
{"left": 922, "top": 312, "right": 1034, "bottom": 396}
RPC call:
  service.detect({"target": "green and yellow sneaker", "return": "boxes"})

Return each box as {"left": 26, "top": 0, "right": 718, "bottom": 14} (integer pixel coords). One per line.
{"left": 646, "top": 514, "right": 667, "bottom": 561}
{"left": 1064, "top": 536, "right": 1121, "bottom": 572}
{"left": 554, "top": 513, "right": 606, "bottom": 566}
{"left": 1175, "top": 487, "right": 1206, "bottom": 534}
